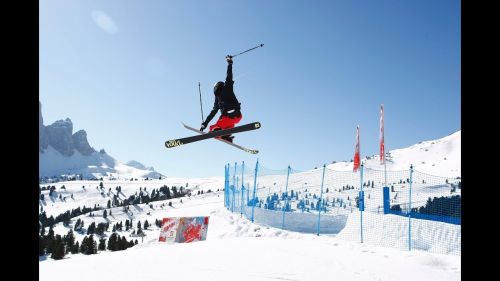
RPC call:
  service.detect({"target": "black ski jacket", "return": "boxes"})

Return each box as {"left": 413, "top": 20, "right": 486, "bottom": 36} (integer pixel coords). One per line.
{"left": 203, "top": 63, "right": 241, "bottom": 126}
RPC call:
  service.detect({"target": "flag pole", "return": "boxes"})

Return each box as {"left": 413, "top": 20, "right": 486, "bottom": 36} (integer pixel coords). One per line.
{"left": 381, "top": 104, "right": 387, "bottom": 186}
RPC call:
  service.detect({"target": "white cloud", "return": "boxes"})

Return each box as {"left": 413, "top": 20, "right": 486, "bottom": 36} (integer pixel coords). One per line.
{"left": 91, "top": 10, "right": 118, "bottom": 34}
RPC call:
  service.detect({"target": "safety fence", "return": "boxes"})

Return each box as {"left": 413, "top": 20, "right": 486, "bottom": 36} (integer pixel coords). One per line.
{"left": 224, "top": 161, "right": 461, "bottom": 255}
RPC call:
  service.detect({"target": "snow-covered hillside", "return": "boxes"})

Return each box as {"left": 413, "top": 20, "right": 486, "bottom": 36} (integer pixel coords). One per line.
{"left": 39, "top": 177, "right": 460, "bottom": 281}
{"left": 328, "top": 130, "right": 461, "bottom": 178}
{"left": 39, "top": 131, "right": 461, "bottom": 281}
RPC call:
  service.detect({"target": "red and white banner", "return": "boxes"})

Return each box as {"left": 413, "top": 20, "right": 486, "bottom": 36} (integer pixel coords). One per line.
{"left": 159, "top": 216, "right": 209, "bottom": 243}
{"left": 353, "top": 125, "right": 360, "bottom": 172}
{"left": 380, "top": 104, "right": 385, "bottom": 165}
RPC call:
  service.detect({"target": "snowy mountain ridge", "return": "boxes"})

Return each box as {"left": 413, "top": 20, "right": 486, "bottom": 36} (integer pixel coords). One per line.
{"left": 39, "top": 101, "right": 164, "bottom": 180}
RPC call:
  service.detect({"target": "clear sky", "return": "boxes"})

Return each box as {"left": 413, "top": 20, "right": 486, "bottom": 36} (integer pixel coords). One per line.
{"left": 39, "top": 0, "right": 461, "bottom": 177}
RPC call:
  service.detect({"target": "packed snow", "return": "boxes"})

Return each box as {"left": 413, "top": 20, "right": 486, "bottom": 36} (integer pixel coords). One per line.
{"left": 39, "top": 183, "right": 460, "bottom": 281}
{"left": 39, "top": 131, "right": 461, "bottom": 281}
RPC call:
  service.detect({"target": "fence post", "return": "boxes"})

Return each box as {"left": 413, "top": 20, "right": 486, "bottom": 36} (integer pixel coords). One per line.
{"left": 241, "top": 161, "right": 245, "bottom": 216}
{"left": 247, "top": 183, "right": 250, "bottom": 206}
{"left": 224, "top": 163, "right": 231, "bottom": 210}
{"left": 360, "top": 163, "right": 364, "bottom": 243}
{"left": 317, "top": 164, "right": 326, "bottom": 236}
{"left": 232, "top": 162, "right": 237, "bottom": 213}
{"left": 236, "top": 175, "right": 239, "bottom": 213}
{"left": 282, "top": 165, "right": 291, "bottom": 229}
{"left": 408, "top": 164, "right": 413, "bottom": 251}
{"left": 225, "top": 164, "right": 229, "bottom": 209}
{"left": 251, "top": 159, "right": 259, "bottom": 223}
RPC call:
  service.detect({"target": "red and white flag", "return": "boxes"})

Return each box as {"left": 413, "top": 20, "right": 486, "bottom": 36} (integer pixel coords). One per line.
{"left": 380, "top": 104, "right": 385, "bottom": 165}
{"left": 353, "top": 125, "right": 360, "bottom": 172}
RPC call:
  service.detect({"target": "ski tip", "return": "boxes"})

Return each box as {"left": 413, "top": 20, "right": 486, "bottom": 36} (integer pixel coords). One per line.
{"left": 165, "top": 139, "right": 184, "bottom": 148}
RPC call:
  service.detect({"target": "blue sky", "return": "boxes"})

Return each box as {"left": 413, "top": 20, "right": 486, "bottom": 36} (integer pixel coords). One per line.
{"left": 39, "top": 0, "right": 460, "bottom": 177}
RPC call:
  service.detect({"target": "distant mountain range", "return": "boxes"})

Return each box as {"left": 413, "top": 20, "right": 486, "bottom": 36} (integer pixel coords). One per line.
{"left": 39, "top": 101, "right": 165, "bottom": 180}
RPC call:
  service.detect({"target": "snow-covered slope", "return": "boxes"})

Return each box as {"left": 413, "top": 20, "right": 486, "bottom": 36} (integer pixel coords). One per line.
{"left": 328, "top": 130, "right": 460, "bottom": 177}
{"left": 39, "top": 177, "right": 460, "bottom": 281}
{"left": 39, "top": 131, "right": 461, "bottom": 281}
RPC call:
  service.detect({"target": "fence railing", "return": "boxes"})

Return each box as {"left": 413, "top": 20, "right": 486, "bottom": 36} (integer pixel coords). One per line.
{"left": 224, "top": 161, "right": 461, "bottom": 255}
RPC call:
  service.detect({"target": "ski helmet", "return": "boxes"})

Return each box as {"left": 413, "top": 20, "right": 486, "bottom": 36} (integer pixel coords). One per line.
{"left": 214, "top": 81, "right": 224, "bottom": 94}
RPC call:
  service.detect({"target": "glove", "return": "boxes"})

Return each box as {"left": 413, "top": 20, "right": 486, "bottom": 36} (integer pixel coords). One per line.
{"left": 200, "top": 123, "right": 207, "bottom": 131}
{"left": 226, "top": 55, "right": 233, "bottom": 64}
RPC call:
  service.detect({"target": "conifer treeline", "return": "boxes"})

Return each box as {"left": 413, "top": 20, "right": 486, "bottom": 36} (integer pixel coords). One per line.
{"left": 39, "top": 228, "right": 138, "bottom": 260}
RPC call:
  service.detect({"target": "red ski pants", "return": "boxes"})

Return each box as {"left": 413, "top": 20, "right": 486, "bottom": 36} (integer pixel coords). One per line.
{"left": 209, "top": 114, "right": 243, "bottom": 132}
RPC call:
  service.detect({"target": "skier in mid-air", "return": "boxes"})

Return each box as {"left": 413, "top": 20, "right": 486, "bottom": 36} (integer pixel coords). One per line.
{"left": 199, "top": 55, "right": 242, "bottom": 143}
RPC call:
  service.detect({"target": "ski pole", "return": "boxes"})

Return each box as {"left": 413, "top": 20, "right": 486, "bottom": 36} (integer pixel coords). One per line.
{"left": 198, "top": 82, "right": 204, "bottom": 122}
{"left": 227, "top": 43, "right": 264, "bottom": 59}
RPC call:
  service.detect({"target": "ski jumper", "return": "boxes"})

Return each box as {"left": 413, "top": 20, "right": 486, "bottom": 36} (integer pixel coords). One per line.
{"left": 202, "top": 63, "right": 242, "bottom": 133}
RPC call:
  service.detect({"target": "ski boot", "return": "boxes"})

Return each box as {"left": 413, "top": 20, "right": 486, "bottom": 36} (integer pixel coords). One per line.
{"left": 212, "top": 127, "right": 234, "bottom": 143}
{"left": 221, "top": 135, "right": 234, "bottom": 143}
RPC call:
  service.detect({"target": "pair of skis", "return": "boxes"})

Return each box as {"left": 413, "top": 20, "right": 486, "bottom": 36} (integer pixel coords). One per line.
{"left": 165, "top": 122, "right": 261, "bottom": 154}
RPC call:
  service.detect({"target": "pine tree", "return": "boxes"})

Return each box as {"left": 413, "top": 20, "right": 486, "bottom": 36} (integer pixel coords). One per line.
{"left": 144, "top": 220, "right": 149, "bottom": 230}
{"left": 96, "top": 223, "right": 106, "bottom": 236}
{"left": 98, "top": 238, "right": 106, "bottom": 251}
{"left": 39, "top": 235, "right": 45, "bottom": 256}
{"left": 63, "top": 229, "right": 75, "bottom": 254}
{"left": 103, "top": 209, "right": 107, "bottom": 219}
{"left": 86, "top": 235, "right": 97, "bottom": 255}
{"left": 117, "top": 236, "right": 126, "bottom": 250}
{"left": 46, "top": 226, "right": 55, "bottom": 254}
{"left": 47, "top": 226, "right": 54, "bottom": 239}
{"left": 107, "top": 233, "right": 118, "bottom": 251}
{"left": 72, "top": 241, "right": 79, "bottom": 254}
{"left": 74, "top": 218, "right": 81, "bottom": 231}
{"left": 80, "top": 236, "right": 88, "bottom": 254}
{"left": 87, "top": 222, "right": 96, "bottom": 235}
{"left": 137, "top": 221, "right": 142, "bottom": 231}
{"left": 120, "top": 236, "right": 128, "bottom": 250}
{"left": 51, "top": 235, "right": 65, "bottom": 260}
{"left": 40, "top": 224, "right": 46, "bottom": 236}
